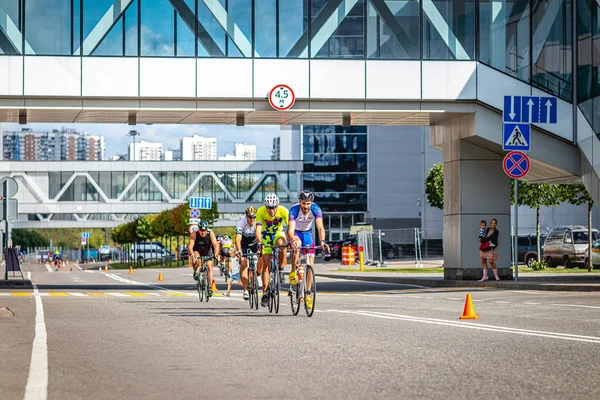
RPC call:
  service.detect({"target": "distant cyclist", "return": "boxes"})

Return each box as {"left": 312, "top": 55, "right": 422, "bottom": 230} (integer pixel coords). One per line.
{"left": 53, "top": 250, "right": 62, "bottom": 271}
{"left": 188, "top": 221, "right": 219, "bottom": 296}
{"left": 235, "top": 206, "right": 261, "bottom": 301}
{"left": 287, "top": 190, "right": 330, "bottom": 309}
{"left": 255, "top": 193, "right": 289, "bottom": 307}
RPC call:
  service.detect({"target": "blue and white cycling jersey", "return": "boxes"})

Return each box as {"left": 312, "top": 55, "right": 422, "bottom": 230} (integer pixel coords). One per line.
{"left": 288, "top": 203, "right": 323, "bottom": 232}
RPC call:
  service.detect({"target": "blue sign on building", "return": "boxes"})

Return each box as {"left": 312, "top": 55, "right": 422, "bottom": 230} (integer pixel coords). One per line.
{"left": 503, "top": 123, "right": 531, "bottom": 151}
{"left": 189, "top": 197, "right": 212, "bottom": 210}
{"left": 503, "top": 95, "right": 557, "bottom": 124}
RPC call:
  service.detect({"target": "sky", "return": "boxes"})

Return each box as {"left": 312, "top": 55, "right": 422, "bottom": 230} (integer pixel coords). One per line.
{"left": 0, "top": 123, "right": 281, "bottom": 159}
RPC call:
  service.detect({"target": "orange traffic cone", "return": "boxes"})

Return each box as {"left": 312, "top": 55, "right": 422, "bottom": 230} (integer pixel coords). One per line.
{"left": 129, "top": 266, "right": 133, "bottom": 274}
{"left": 158, "top": 272, "right": 163, "bottom": 282}
{"left": 211, "top": 279, "right": 217, "bottom": 292}
{"left": 104, "top": 266, "right": 108, "bottom": 272}
{"left": 459, "top": 293, "right": 479, "bottom": 320}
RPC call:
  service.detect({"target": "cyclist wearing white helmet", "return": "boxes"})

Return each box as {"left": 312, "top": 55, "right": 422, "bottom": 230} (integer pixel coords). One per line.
{"left": 287, "top": 190, "right": 329, "bottom": 309}
{"left": 236, "top": 206, "right": 262, "bottom": 301}
{"left": 255, "top": 193, "right": 289, "bottom": 307}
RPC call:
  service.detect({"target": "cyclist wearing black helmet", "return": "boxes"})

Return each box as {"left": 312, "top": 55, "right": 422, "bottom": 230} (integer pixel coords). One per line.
{"left": 188, "top": 220, "right": 219, "bottom": 293}
{"left": 287, "top": 190, "right": 329, "bottom": 309}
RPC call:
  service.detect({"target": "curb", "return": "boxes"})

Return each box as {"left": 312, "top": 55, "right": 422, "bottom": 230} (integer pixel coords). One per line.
{"left": 318, "top": 274, "right": 600, "bottom": 292}
{"left": 0, "top": 280, "right": 33, "bottom": 289}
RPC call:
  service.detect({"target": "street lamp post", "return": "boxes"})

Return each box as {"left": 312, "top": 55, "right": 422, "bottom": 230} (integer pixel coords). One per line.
{"left": 127, "top": 130, "right": 140, "bottom": 161}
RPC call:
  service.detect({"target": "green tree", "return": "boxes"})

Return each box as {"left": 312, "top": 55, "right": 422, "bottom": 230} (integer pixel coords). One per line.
{"left": 12, "top": 229, "right": 49, "bottom": 249}
{"left": 136, "top": 215, "right": 155, "bottom": 241}
{"left": 512, "top": 180, "right": 560, "bottom": 263}
{"left": 557, "top": 184, "right": 595, "bottom": 271}
{"left": 425, "top": 163, "right": 444, "bottom": 210}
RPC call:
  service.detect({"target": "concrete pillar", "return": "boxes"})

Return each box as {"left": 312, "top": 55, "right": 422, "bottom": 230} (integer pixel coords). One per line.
{"left": 431, "top": 115, "right": 512, "bottom": 280}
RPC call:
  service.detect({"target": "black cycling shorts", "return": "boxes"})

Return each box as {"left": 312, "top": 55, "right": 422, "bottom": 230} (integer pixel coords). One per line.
{"left": 241, "top": 237, "right": 260, "bottom": 255}
{"left": 220, "top": 248, "right": 231, "bottom": 258}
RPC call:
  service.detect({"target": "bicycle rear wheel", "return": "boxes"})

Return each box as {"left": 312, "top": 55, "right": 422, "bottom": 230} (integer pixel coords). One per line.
{"left": 253, "top": 272, "right": 259, "bottom": 310}
{"left": 304, "top": 266, "right": 316, "bottom": 317}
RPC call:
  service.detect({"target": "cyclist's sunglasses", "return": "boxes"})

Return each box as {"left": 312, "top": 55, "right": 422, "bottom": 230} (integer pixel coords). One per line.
{"left": 266, "top": 206, "right": 277, "bottom": 210}
{"left": 198, "top": 229, "right": 207, "bottom": 232}
{"left": 247, "top": 215, "right": 256, "bottom": 219}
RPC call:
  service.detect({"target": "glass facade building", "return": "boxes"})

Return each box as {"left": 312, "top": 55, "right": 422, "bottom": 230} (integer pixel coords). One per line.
{"left": 303, "top": 125, "right": 367, "bottom": 240}
{"left": 0, "top": 0, "right": 577, "bottom": 102}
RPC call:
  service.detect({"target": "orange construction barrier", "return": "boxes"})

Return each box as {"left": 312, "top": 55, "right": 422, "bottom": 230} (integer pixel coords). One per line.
{"left": 341, "top": 246, "right": 356, "bottom": 266}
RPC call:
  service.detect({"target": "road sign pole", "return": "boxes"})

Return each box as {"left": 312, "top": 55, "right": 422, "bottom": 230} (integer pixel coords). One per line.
{"left": 2, "top": 180, "right": 6, "bottom": 279}
{"left": 514, "top": 179, "right": 519, "bottom": 282}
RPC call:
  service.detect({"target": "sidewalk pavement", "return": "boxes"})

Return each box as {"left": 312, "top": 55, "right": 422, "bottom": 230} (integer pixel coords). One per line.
{"left": 314, "top": 261, "right": 600, "bottom": 292}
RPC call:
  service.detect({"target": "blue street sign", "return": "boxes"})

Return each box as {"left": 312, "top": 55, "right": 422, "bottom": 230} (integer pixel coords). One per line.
{"left": 521, "top": 96, "right": 540, "bottom": 123}
{"left": 503, "top": 151, "right": 530, "bottom": 179}
{"left": 189, "top": 197, "right": 212, "bottom": 210}
{"left": 81, "top": 232, "right": 90, "bottom": 239}
{"left": 539, "top": 97, "right": 558, "bottom": 124}
{"left": 503, "top": 123, "right": 531, "bottom": 151}
{"left": 189, "top": 208, "right": 200, "bottom": 218}
{"left": 503, "top": 95, "right": 557, "bottom": 124}
{"left": 503, "top": 96, "right": 521, "bottom": 122}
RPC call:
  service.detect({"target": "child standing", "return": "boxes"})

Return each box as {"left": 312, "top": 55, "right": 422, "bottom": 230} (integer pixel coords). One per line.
{"left": 226, "top": 256, "right": 243, "bottom": 296}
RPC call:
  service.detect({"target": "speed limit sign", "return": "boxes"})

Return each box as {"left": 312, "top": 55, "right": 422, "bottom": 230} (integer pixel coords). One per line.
{"left": 269, "top": 84, "right": 295, "bottom": 111}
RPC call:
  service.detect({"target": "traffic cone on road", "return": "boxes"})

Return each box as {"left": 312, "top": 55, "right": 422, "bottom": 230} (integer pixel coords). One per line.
{"left": 459, "top": 293, "right": 479, "bottom": 320}
{"left": 129, "top": 266, "right": 133, "bottom": 274}
{"left": 211, "top": 279, "right": 217, "bottom": 292}
{"left": 158, "top": 272, "right": 163, "bottom": 282}
{"left": 104, "top": 266, "right": 108, "bottom": 272}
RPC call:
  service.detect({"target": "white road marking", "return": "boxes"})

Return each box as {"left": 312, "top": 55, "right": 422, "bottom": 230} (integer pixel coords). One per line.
{"left": 27, "top": 271, "right": 32, "bottom": 280}
{"left": 0, "top": 293, "right": 9, "bottom": 296}
{"left": 551, "top": 303, "right": 600, "bottom": 310}
{"left": 24, "top": 284, "right": 48, "bottom": 400}
{"left": 66, "top": 292, "right": 88, "bottom": 297}
{"left": 524, "top": 302, "right": 540, "bottom": 305}
{"left": 510, "top": 290, "right": 548, "bottom": 295}
{"left": 44, "top": 265, "right": 52, "bottom": 273}
{"left": 495, "top": 301, "right": 511, "bottom": 304}
{"left": 106, "top": 293, "right": 130, "bottom": 297}
{"left": 104, "top": 273, "right": 189, "bottom": 296}
{"left": 73, "top": 263, "right": 82, "bottom": 271}
{"left": 317, "top": 276, "right": 428, "bottom": 288}
{"left": 38, "top": 293, "right": 51, "bottom": 297}
{"left": 328, "top": 310, "right": 600, "bottom": 344}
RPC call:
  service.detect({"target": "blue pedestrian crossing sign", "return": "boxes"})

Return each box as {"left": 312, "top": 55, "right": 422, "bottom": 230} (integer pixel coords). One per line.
{"left": 503, "top": 95, "right": 557, "bottom": 124}
{"left": 503, "top": 123, "right": 530, "bottom": 151}
{"left": 189, "top": 197, "right": 212, "bottom": 210}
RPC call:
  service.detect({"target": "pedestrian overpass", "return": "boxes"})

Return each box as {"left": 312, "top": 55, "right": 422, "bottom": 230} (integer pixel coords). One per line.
{"left": 1, "top": 0, "right": 597, "bottom": 280}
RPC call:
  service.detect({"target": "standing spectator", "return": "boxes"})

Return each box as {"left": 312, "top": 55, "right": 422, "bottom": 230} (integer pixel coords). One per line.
{"left": 478, "top": 218, "right": 500, "bottom": 281}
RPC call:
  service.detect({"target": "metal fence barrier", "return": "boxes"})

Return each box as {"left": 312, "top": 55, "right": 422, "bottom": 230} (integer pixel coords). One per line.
{"left": 355, "top": 228, "right": 443, "bottom": 266}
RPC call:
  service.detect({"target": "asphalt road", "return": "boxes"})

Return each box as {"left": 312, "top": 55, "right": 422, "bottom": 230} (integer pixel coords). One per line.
{"left": 2, "top": 263, "right": 600, "bottom": 399}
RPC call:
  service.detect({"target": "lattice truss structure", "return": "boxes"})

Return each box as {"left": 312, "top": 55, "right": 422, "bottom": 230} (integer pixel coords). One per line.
{"left": 5, "top": 162, "right": 301, "bottom": 224}
{"left": 0, "top": 0, "right": 468, "bottom": 60}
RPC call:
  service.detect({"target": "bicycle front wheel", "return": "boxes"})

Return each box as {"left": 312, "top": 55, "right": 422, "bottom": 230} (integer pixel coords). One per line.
{"left": 304, "top": 265, "right": 316, "bottom": 317}
{"left": 273, "top": 265, "right": 280, "bottom": 314}
{"left": 197, "top": 275, "right": 204, "bottom": 302}
{"left": 253, "top": 272, "right": 259, "bottom": 310}
{"left": 248, "top": 271, "right": 255, "bottom": 309}
{"left": 204, "top": 272, "right": 210, "bottom": 303}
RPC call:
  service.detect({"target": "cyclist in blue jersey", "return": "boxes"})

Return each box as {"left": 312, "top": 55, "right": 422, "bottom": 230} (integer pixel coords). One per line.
{"left": 287, "top": 190, "right": 329, "bottom": 309}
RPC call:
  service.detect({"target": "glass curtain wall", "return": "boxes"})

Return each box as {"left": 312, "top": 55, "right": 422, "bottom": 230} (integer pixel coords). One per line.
{"left": 577, "top": 0, "right": 600, "bottom": 133}
{"left": 1, "top": 0, "right": 580, "bottom": 100}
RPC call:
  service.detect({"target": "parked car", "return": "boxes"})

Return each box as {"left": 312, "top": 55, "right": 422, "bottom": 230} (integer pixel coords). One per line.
{"left": 129, "top": 242, "right": 174, "bottom": 261}
{"left": 179, "top": 245, "right": 189, "bottom": 261}
{"left": 585, "top": 239, "right": 600, "bottom": 267}
{"left": 542, "top": 226, "right": 600, "bottom": 268}
{"left": 323, "top": 240, "right": 344, "bottom": 261}
{"left": 98, "top": 246, "right": 119, "bottom": 261}
{"left": 517, "top": 234, "right": 547, "bottom": 266}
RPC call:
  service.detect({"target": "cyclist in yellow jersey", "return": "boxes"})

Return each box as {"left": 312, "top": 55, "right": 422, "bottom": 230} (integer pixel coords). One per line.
{"left": 255, "top": 193, "right": 289, "bottom": 307}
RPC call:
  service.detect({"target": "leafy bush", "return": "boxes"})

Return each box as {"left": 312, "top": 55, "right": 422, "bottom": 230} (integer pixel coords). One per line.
{"left": 530, "top": 260, "right": 547, "bottom": 271}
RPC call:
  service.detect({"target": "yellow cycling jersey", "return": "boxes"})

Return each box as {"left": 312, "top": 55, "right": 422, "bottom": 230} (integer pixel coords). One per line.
{"left": 256, "top": 205, "right": 289, "bottom": 241}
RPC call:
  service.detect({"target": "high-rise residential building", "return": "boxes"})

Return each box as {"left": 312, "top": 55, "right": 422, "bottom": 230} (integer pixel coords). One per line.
{"left": 219, "top": 143, "right": 257, "bottom": 161}
{"left": 273, "top": 126, "right": 301, "bottom": 160}
{"left": 271, "top": 137, "right": 280, "bottom": 160}
{"left": 129, "top": 140, "right": 163, "bottom": 161}
{"left": 234, "top": 143, "right": 256, "bottom": 160}
{"left": 180, "top": 135, "right": 216, "bottom": 160}
{"left": 162, "top": 150, "right": 173, "bottom": 161}
{"left": 2, "top": 128, "right": 105, "bottom": 161}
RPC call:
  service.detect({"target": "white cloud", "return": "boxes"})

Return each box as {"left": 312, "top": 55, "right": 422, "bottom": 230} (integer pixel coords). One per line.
{"left": 1, "top": 122, "right": 281, "bottom": 159}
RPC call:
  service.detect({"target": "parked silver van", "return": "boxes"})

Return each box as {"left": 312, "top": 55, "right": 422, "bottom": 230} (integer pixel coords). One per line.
{"left": 542, "top": 226, "right": 599, "bottom": 268}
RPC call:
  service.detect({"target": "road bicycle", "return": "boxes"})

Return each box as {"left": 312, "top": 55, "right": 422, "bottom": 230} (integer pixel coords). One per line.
{"left": 193, "top": 255, "right": 213, "bottom": 302}
{"left": 289, "top": 245, "right": 327, "bottom": 317}
{"left": 240, "top": 250, "right": 259, "bottom": 310}
{"left": 266, "top": 245, "right": 288, "bottom": 314}
{"left": 216, "top": 256, "right": 230, "bottom": 282}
